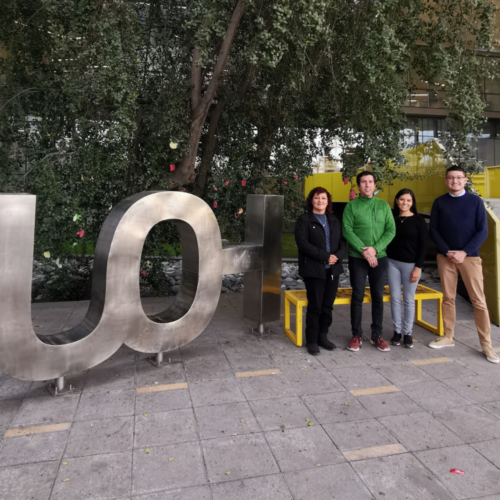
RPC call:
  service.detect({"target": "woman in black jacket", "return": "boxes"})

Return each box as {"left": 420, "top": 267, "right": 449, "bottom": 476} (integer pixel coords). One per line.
{"left": 294, "top": 187, "right": 347, "bottom": 355}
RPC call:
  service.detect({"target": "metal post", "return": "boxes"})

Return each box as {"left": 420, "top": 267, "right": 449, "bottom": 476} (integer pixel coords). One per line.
{"left": 47, "top": 375, "right": 72, "bottom": 396}
{"left": 148, "top": 351, "right": 164, "bottom": 368}
{"left": 257, "top": 323, "right": 265, "bottom": 335}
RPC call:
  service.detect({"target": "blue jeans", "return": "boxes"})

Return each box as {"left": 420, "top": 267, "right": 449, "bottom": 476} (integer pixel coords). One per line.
{"left": 387, "top": 258, "right": 420, "bottom": 335}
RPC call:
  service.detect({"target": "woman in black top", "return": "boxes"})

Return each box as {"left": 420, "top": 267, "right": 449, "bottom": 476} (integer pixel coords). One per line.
{"left": 294, "top": 187, "right": 346, "bottom": 355}
{"left": 387, "top": 189, "right": 428, "bottom": 348}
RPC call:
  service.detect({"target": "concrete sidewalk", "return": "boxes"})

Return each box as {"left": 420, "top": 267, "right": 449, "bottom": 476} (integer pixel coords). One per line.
{"left": 1, "top": 291, "right": 500, "bottom": 500}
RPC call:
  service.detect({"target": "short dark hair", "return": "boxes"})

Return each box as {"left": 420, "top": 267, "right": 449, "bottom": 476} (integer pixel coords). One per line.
{"left": 356, "top": 170, "right": 375, "bottom": 185}
{"left": 305, "top": 187, "right": 333, "bottom": 214}
{"left": 393, "top": 188, "right": 418, "bottom": 215}
{"left": 446, "top": 165, "right": 466, "bottom": 177}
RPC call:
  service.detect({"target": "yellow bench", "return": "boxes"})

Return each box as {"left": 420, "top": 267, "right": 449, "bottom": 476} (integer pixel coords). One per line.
{"left": 284, "top": 284, "right": 443, "bottom": 347}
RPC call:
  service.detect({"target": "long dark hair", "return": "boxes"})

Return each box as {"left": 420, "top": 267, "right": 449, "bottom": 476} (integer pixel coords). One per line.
{"left": 393, "top": 188, "right": 418, "bottom": 215}
{"left": 305, "top": 187, "right": 333, "bottom": 214}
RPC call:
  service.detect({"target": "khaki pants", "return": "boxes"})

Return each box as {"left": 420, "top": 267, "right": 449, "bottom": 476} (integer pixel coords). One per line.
{"left": 437, "top": 254, "right": 491, "bottom": 348}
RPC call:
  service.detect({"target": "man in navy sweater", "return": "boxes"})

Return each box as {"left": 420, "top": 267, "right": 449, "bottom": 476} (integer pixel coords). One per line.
{"left": 429, "top": 165, "right": 498, "bottom": 363}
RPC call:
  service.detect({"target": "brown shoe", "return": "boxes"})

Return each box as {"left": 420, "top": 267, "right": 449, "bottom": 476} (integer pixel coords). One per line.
{"left": 483, "top": 346, "right": 500, "bottom": 364}
{"left": 429, "top": 336, "right": 455, "bottom": 349}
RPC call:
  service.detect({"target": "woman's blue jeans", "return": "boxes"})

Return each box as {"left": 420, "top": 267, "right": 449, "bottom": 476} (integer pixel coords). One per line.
{"left": 387, "top": 258, "right": 420, "bottom": 335}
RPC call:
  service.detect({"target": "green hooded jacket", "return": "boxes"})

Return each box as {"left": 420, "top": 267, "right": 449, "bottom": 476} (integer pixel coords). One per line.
{"left": 342, "top": 195, "right": 396, "bottom": 259}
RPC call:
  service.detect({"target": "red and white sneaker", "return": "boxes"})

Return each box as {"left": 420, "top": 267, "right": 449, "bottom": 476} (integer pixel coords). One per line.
{"left": 347, "top": 336, "right": 362, "bottom": 352}
{"left": 370, "top": 336, "right": 390, "bottom": 352}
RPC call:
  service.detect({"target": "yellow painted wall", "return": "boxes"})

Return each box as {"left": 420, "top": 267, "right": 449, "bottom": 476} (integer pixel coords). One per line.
{"left": 483, "top": 207, "right": 500, "bottom": 325}
{"left": 485, "top": 166, "right": 500, "bottom": 198}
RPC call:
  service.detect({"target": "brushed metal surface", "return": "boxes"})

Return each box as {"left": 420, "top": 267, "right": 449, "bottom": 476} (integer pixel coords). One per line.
{"left": 0, "top": 192, "right": 283, "bottom": 381}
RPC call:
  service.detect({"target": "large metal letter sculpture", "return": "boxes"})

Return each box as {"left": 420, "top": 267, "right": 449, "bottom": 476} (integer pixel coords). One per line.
{"left": 0, "top": 192, "right": 283, "bottom": 383}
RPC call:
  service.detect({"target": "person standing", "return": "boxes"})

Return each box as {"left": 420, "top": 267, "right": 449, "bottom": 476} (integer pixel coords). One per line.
{"left": 342, "top": 171, "right": 396, "bottom": 352}
{"left": 387, "top": 189, "right": 428, "bottom": 348}
{"left": 429, "top": 166, "right": 499, "bottom": 363}
{"left": 295, "top": 187, "right": 346, "bottom": 355}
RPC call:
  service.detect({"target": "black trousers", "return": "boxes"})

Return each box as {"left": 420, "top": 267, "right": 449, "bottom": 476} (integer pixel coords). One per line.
{"left": 349, "top": 256, "right": 388, "bottom": 338}
{"left": 303, "top": 268, "right": 340, "bottom": 346}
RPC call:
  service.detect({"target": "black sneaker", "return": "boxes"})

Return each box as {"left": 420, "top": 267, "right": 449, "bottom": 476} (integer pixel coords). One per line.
{"left": 307, "top": 344, "right": 320, "bottom": 356}
{"left": 390, "top": 332, "right": 402, "bottom": 346}
{"left": 403, "top": 335, "right": 413, "bottom": 348}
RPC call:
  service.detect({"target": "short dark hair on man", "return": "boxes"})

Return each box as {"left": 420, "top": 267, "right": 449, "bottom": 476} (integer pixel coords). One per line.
{"left": 356, "top": 170, "right": 375, "bottom": 185}
{"left": 305, "top": 187, "right": 333, "bottom": 214}
{"left": 446, "top": 165, "right": 466, "bottom": 177}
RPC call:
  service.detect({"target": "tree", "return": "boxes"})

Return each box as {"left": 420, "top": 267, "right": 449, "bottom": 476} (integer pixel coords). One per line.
{"left": 0, "top": 0, "right": 497, "bottom": 296}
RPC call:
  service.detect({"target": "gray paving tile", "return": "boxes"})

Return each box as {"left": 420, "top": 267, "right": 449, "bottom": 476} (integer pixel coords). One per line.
{"left": 194, "top": 402, "right": 260, "bottom": 439}
{"left": 357, "top": 390, "right": 424, "bottom": 418}
{"left": 331, "top": 365, "right": 393, "bottom": 391}
{"left": 201, "top": 433, "right": 278, "bottom": 483}
{"left": 133, "top": 485, "right": 211, "bottom": 500}
{"left": 0, "top": 461, "right": 58, "bottom": 500}
{"left": 75, "top": 389, "right": 136, "bottom": 421}
{"left": 356, "top": 342, "right": 407, "bottom": 364}
{"left": 249, "top": 396, "right": 313, "bottom": 431}
{"left": 134, "top": 409, "right": 198, "bottom": 448}
{"left": 303, "top": 391, "right": 372, "bottom": 424}
{"left": 265, "top": 425, "right": 345, "bottom": 472}
{"left": 189, "top": 378, "right": 245, "bottom": 407}
{"left": 211, "top": 474, "right": 292, "bottom": 500}
{"left": 472, "top": 438, "right": 500, "bottom": 469}
{"left": 284, "top": 462, "right": 373, "bottom": 500}
{"left": 51, "top": 451, "right": 133, "bottom": 500}
{"left": 65, "top": 416, "right": 134, "bottom": 458}
{"left": 416, "top": 359, "right": 477, "bottom": 380}
{"left": 237, "top": 374, "right": 296, "bottom": 401}
{"left": 352, "top": 452, "right": 455, "bottom": 500}
{"left": 454, "top": 353, "right": 500, "bottom": 375}
{"left": 135, "top": 389, "right": 192, "bottom": 415}
{"left": 132, "top": 442, "right": 206, "bottom": 496}
{"left": 441, "top": 375, "right": 500, "bottom": 403}
{"left": 0, "top": 373, "right": 31, "bottom": 400}
{"left": 184, "top": 357, "right": 234, "bottom": 383}
{"left": 0, "top": 429, "right": 68, "bottom": 466}
{"left": 401, "top": 380, "right": 470, "bottom": 412}
{"left": 0, "top": 399, "right": 21, "bottom": 429}
{"left": 379, "top": 411, "right": 465, "bottom": 451}
{"left": 180, "top": 344, "right": 225, "bottom": 362}
{"left": 434, "top": 405, "right": 500, "bottom": 443}
{"left": 84, "top": 366, "right": 136, "bottom": 393}
{"left": 323, "top": 418, "right": 399, "bottom": 452}
{"left": 224, "top": 351, "right": 274, "bottom": 372}
{"left": 136, "top": 363, "right": 186, "bottom": 388}
{"left": 481, "top": 400, "right": 500, "bottom": 419}
{"left": 372, "top": 362, "right": 434, "bottom": 386}
{"left": 415, "top": 444, "right": 500, "bottom": 499}
{"left": 280, "top": 365, "right": 344, "bottom": 395}
{"left": 11, "top": 394, "right": 80, "bottom": 427}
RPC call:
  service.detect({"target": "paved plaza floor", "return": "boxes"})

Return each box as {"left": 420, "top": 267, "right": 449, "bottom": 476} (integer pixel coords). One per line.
{"left": 1, "top": 289, "right": 500, "bottom": 500}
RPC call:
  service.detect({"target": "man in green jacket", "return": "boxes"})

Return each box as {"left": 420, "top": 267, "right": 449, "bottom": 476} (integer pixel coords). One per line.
{"left": 342, "top": 171, "right": 396, "bottom": 352}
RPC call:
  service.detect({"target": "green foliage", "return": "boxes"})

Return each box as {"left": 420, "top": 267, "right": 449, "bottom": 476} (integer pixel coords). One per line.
{"left": 0, "top": 0, "right": 497, "bottom": 300}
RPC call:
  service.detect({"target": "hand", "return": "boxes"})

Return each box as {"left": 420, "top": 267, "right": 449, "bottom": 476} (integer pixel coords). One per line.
{"left": 410, "top": 267, "right": 420, "bottom": 283}
{"left": 361, "top": 246, "right": 377, "bottom": 260}
{"left": 447, "top": 250, "right": 467, "bottom": 264}
{"left": 328, "top": 254, "right": 338, "bottom": 265}
{"left": 366, "top": 256, "right": 378, "bottom": 268}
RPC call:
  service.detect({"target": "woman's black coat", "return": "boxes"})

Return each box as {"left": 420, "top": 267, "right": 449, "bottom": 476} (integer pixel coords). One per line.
{"left": 294, "top": 211, "right": 347, "bottom": 279}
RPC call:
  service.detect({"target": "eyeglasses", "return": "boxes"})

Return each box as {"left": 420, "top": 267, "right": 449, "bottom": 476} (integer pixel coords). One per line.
{"left": 446, "top": 176, "right": 467, "bottom": 181}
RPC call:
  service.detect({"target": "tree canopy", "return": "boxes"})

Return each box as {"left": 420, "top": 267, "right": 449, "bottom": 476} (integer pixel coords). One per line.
{"left": 0, "top": 0, "right": 497, "bottom": 269}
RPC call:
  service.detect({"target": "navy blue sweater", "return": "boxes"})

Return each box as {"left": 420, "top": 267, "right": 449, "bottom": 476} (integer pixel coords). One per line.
{"left": 430, "top": 192, "right": 488, "bottom": 257}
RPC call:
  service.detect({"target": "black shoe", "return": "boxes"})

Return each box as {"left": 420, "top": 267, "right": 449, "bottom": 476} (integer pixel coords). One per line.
{"left": 390, "top": 332, "right": 402, "bottom": 346}
{"left": 318, "top": 337, "right": 336, "bottom": 351}
{"left": 403, "top": 334, "right": 413, "bottom": 348}
{"left": 307, "top": 344, "right": 320, "bottom": 356}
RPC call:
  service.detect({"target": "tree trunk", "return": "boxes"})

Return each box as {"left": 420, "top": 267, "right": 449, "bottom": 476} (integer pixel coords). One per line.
{"left": 169, "top": 0, "right": 246, "bottom": 187}
{"left": 193, "top": 64, "right": 255, "bottom": 197}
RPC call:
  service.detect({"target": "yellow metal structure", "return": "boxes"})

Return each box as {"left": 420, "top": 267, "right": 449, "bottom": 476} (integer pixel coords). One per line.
{"left": 483, "top": 206, "right": 500, "bottom": 325}
{"left": 485, "top": 166, "right": 500, "bottom": 198}
{"left": 284, "top": 285, "right": 443, "bottom": 346}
